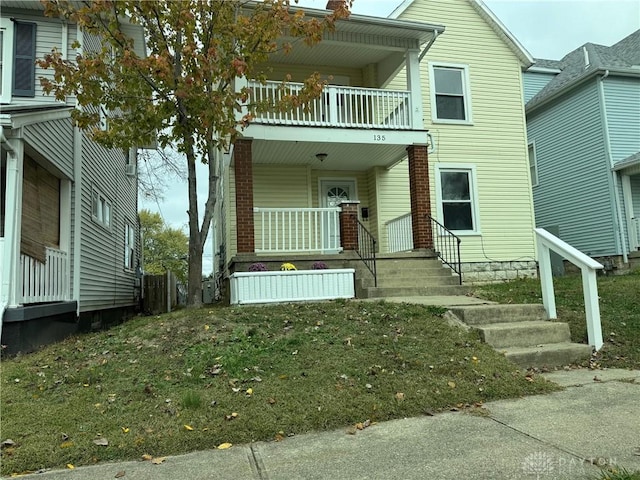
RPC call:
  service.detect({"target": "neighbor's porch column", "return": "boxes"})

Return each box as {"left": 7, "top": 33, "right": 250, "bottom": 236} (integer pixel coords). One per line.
{"left": 233, "top": 138, "right": 255, "bottom": 254}
{"left": 1, "top": 135, "right": 25, "bottom": 307}
{"left": 339, "top": 200, "right": 360, "bottom": 251}
{"left": 407, "top": 144, "right": 433, "bottom": 250}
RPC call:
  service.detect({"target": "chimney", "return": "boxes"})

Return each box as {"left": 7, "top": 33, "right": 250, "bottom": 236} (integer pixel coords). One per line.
{"left": 326, "top": 0, "right": 345, "bottom": 10}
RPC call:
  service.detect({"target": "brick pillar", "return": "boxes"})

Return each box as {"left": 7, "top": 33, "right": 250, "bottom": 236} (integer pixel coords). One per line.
{"left": 407, "top": 144, "right": 433, "bottom": 250}
{"left": 234, "top": 139, "right": 255, "bottom": 253}
{"left": 338, "top": 200, "right": 360, "bottom": 251}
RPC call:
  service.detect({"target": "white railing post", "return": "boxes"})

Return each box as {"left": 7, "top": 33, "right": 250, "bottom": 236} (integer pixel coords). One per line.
{"left": 534, "top": 228, "right": 604, "bottom": 350}
{"left": 535, "top": 234, "right": 557, "bottom": 319}
{"left": 327, "top": 86, "right": 339, "bottom": 126}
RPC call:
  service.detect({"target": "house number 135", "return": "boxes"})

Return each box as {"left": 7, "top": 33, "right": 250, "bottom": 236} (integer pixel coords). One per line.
{"left": 373, "top": 134, "right": 386, "bottom": 141}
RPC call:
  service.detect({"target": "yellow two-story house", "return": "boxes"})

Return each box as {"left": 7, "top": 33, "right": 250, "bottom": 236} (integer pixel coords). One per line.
{"left": 215, "top": 0, "right": 537, "bottom": 301}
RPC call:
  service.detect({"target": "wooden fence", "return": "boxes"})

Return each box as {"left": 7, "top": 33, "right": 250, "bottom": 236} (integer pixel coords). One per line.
{"left": 143, "top": 272, "right": 178, "bottom": 315}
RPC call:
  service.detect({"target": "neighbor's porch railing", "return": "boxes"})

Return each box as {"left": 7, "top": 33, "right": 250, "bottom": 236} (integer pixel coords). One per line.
{"left": 535, "top": 227, "right": 603, "bottom": 350}
{"left": 632, "top": 217, "right": 640, "bottom": 251}
{"left": 254, "top": 207, "right": 342, "bottom": 253}
{"left": 386, "top": 213, "right": 413, "bottom": 253}
{"left": 249, "top": 80, "right": 412, "bottom": 129}
{"left": 21, "top": 247, "right": 69, "bottom": 304}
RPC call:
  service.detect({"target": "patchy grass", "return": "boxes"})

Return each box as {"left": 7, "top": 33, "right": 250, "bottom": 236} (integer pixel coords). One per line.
{"left": 593, "top": 467, "right": 640, "bottom": 480}
{"left": 0, "top": 300, "right": 558, "bottom": 475}
{"left": 474, "top": 272, "right": 640, "bottom": 369}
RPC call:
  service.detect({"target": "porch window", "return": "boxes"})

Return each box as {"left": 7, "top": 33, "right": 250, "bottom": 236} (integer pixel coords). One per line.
{"left": 528, "top": 142, "right": 538, "bottom": 187}
{"left": 429, "top": 63, "right": 472, "bottom": 123}
{"left": 92, "top": 188, "right": 112, "bottom": 229}
{"left": 436, "top": 164, "right": 480, "bottom": 234}
{"left": 124, "top": 223, "right": 135, "bottom": 269}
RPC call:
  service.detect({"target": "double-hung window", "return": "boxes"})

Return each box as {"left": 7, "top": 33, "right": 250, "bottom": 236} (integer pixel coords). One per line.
{"left": 0, "top": 19, "right": 37, "bottom": 103}
{"left": 528, "top": 142, "right": 538, "bottom": 187}
{"left": 436, "top": 164, "right": 480, "bottom": 234}
{"left": 429, "top": 63, "right": 472, "bottom": 123}
{"left": 124, "top": 223, "right": 135, "bottom": 270}
{"left": 92, "top": 188, "right": 112, "bottom": 229}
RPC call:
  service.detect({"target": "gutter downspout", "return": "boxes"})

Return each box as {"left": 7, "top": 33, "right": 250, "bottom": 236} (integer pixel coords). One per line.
{"left": 419, "top": 29, "right": 440, "bottom": 63}
{"left": 597, "top": 69, "right": 628, "bottom": 263}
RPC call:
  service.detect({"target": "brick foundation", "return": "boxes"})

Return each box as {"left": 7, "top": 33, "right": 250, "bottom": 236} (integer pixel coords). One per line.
{"left": 234, "top": 139, "right": 255, "bottom": 253}
{"left": 407, "top": 145, "right": 433, "bottom": 249}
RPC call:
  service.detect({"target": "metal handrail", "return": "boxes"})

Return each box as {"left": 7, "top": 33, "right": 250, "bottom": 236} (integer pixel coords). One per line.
{"left": 356, "top": 220, "right": 377, "bottom": 287}
{"left": 426, "top": 214, "right": 462, "bottom": 285}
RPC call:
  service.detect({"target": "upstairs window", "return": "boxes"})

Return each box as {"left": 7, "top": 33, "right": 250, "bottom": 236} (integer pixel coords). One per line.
{"left": 92, "top": 188, "right": 112, "bottom": 229}
{"left": 13, "top": 21, "right": 36, "bottom": 97}
{"left": 0, "top": 18, "right": 13, "bottom": 102}
{"left": 430, "top": 63, "right": 472, "bottom": 123}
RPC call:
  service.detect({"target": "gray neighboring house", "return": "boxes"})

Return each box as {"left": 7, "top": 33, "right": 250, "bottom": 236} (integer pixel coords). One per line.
{"left": 524, "top": 30, "right": 640, "bottom": 270}
{"left": 1, "top": 2, "right": 144, "bottom": 353}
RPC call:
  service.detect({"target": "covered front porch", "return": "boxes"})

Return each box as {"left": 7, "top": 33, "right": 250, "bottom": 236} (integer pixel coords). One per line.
{"left": 614, "top": 153, "right": 640, "bottom": 254}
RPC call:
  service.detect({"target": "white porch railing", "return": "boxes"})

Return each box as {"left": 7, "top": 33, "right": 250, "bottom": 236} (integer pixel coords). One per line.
{"left": 21, "top": 247, "right": 69, "bottom": 304}
{"left": 248, "top": 80, "right": 412, "bottom": 129}
{"left": 386, "top": 213, "right": 413, "bottom": 253}
{"left": 632, "top": 217, "right": 640, "bottom": 250}
{"left": 535, "top": 228, "right": 604, "bottom": 350}
{"left": 254, "top": 207, "right": 342, "bottom": 253}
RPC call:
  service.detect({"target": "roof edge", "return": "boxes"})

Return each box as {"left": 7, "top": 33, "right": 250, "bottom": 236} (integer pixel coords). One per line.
{"left": 390, "top": 0, "right": 534, "bottom": 68}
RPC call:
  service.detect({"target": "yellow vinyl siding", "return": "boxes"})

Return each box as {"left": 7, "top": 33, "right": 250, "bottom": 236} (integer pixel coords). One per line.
{"left": 267, "top": 63, "right": 364, "bottom": 86}
{"left": 381, "top": 0, "right": 536, "bottom": 262}
{"left": 376, "top": 163, "right": 412, "bottom": 253}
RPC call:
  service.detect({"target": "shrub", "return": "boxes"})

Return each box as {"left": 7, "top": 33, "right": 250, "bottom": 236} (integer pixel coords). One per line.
{"left": 311, "top": 261, "right": 328, "bottom": 270}
{"left": 248, "top": 262, "right": 268, "bottom": 272}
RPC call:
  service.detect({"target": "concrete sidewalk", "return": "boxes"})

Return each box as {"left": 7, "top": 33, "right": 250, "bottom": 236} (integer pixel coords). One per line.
{"left": 11, "top": 369, "right": 640, "bottom": 480}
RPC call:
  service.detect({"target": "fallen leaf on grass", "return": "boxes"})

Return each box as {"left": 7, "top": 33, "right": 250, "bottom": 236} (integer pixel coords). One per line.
{"left": 1, "top": 439, "right": 16, "bottom": 448}
{"left": 115, "top": 471, "right": 126, "bottom": 478}
{"left": 60, "top": 441, "right": 74, "bottom": 449}
{"left": 245, "top": 388, "right": 253, "bottom": 396}
{"left": 267, "top": 398, "right": 277, "bottom": 405}
{"left": 141, "top": 454, "right": 153, "bottom": 461}
{"left": 66, "top": 464, "right": 75, "bottom": 469}
{"left": 447, "top": 381, "right": 456, "bottom": 389}
{"left": 184, "top": 425, "right": 194, "bottom": 431}
{"left": 224, "top": 412, "right": 239, "bottom": 421}
{"left": 151, "top": 457, "right": 166, "bottom": 465}
{"left": 93, "top": 438, "right": 109, "bottom": 446}
{"left": 395, "top": 392, "right": 405, "bottom": 401}
{"left": 121, "top": 427, "right": 130, "bottom": 434}
{"left": 274, "top": 432, "right": 285, "bottom": 442}
{"left": 217, "top": 443, "right": 232, "bottom": 450}
{"left": 346, "top": 426, "right": 357, "bottom": 435}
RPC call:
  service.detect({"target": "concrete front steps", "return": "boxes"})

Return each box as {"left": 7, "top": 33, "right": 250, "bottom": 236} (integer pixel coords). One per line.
{"left": 355, "top": 253, "right": 471, "bottom": 299}
{"left": 449, "top": 304, "right": 592, "bottom": 369}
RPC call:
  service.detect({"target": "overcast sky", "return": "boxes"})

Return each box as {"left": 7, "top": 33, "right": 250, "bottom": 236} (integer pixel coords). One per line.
{"left": 141, "top": 0, "right": 640, "bottom": 274}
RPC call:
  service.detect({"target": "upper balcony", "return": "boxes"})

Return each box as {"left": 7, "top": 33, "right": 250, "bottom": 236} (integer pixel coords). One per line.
{"left": 238, "top": 6, "right": 445, "bottom": 147}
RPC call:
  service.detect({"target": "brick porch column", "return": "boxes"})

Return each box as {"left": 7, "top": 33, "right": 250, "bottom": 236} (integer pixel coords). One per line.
{"left": 233, "top": 139, "right": 255, "bottom": 253}
{"left": 407, "top": 144, "right": 433, "bottom": 250}
{"left": 338, "top": 200, "right": 360, "bottom": 251}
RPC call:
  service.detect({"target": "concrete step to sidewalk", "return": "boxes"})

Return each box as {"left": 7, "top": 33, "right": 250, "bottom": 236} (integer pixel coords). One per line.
{"left": 359, "top": 285, "right": 471, "bottom": 298}
{"left": 360, "top": 275, "right": 460, "bottom": 288}
{"left": 501, "top": 343, "right": 593, "bottom": 369}
{"left": 477, "top": 321, "right": 571, "bottom": 349}
{"left": 449, "top": 304, "right": 547, "bottom": 325}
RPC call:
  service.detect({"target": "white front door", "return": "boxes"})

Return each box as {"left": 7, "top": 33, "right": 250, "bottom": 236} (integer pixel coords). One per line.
{"left": 320, "top": 179, "right": 357, "bottom": 252}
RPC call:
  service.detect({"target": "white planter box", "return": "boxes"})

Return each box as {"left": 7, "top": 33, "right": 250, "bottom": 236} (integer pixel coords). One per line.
{"left": 230, "top": 269, "right": 355, "bottom": 305}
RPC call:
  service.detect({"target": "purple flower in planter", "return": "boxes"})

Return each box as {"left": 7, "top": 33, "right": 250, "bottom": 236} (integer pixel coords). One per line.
{"left": 311, "top": 261, "right": 329, "bottom": 270}
{"left": 248, "top": 262, "right": 268, "bottom": 272}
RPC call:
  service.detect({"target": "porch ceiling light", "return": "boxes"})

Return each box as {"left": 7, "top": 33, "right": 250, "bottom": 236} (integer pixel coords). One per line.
{"left": 316, "top": 153, "right": 328, "bottom": 162}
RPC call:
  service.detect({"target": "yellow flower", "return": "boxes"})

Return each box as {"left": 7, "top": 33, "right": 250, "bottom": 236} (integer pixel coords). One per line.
{"left": 280, "top": 263, "right": 297, "bottom": 271}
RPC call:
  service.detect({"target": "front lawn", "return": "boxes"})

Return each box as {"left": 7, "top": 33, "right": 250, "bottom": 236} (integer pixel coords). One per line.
{"left": 0, "top": 300, "right": 558, "bottom": 475}
{"left": 475, "top": 272, "right": 640, "bottom": 369}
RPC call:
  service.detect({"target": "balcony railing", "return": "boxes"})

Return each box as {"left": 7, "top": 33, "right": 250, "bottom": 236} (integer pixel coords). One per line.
{"left": 248, "top": 80, "right": 412, "bottom": 129}
{"left": 21, "top": 247, "right": 69, "bottom": 304}
{"left": 254, "top": 207, "right": 342, "bottom": 253}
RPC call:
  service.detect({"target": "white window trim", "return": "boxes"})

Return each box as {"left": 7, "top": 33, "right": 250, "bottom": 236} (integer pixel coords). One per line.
{"left": 428, "top": 62, "right": 473, "bottom": 125}
{"left": 0, "top": 17, "right": 14, "bottom": 104}
{"left": 124, "top": 223, "right": 135, "bottom": 270}
{"left": 435, "top": 163, "right": 481, "bottom": 235}
{"left": 528, "top": 141, "right": 539, "bottom": 187}
{"left": 91, "top": 187, "right": 112, "bottom": 230}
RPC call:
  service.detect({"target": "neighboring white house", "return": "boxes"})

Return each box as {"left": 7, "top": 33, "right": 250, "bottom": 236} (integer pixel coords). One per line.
{"left": 0, "top": 2, "right": 144, "bottom": 353}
